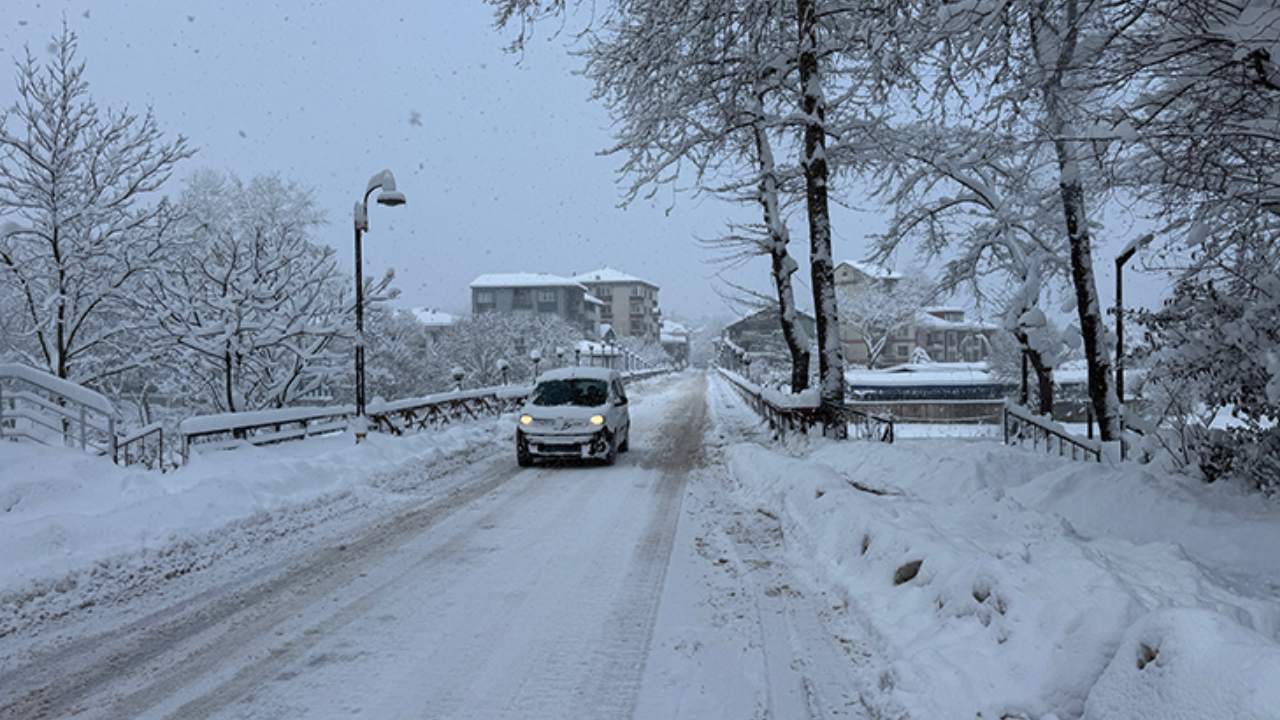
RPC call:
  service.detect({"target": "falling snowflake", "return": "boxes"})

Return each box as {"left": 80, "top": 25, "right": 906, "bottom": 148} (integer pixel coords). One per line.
{"left": 409, "top": 111, "right": 423, "bottom": 127}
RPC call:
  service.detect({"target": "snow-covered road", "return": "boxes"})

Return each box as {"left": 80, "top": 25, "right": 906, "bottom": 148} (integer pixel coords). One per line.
{"left": 0, "top": 372, "right": 869, "bottom": 720}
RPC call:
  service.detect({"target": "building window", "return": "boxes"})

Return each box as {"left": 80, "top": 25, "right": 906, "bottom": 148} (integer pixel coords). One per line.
{"left": 596, "top": 287, "right": 612, "bottom": 299}
{"left": 897, "top": 344, "right": 909, "bottom": 358}
{"left": 475, "top": 289, "right": 494, "bottom": 304}
{"left": 630, "top": 286, "right": 645, "bottom": 297}
{"left": 537, "top": 288, "right": 557, "bottom": 303}
{"left": 513, "top": 288, "right": 532, "bottom": 308}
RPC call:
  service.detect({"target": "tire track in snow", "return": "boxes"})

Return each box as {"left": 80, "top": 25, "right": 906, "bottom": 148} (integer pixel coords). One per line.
{"left": 0, "top": 452, "right": 529, "bottom": 720}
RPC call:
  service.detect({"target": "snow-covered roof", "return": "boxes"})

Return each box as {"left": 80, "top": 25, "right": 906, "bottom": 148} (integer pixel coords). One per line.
{"left": 572, "top": 267, "right": 657, "bottom": 288}
{"left": 846, "top": 362, "right": 996, "bottom": 387}
{"left": 409, "top": 307, "right": 458, "bottom": 326}
{"left": 660, "top": 320, "right": 690, "bottom": 344}
{"left": 837, "top": 260, "right": 903, "bottom": 281}
{"left": 583, "top": 293, "right": 605, "bottom": 306}
{"left": 469, "top": 273, "right": 586, "bottom": 290}
{"left": 915, "top": 310, "right": 998, "bottom": 331}
{"left": 537, "top": 366, "right": 620, "bottom": 382}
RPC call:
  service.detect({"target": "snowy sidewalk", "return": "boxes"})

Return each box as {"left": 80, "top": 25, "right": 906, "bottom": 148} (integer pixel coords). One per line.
{"left": 708, "top": 372, "right": 1280, "bottom": 719}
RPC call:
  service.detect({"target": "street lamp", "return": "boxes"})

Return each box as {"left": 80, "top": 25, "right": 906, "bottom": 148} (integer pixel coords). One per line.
{"left": 352, "top": 169, "right": 406, "bottom": 443}
{"left": 574, "top": 347, "right": 581, "bottom": 366}
{"left": 452, "top": 366, "right": 466, "bottom": 392}
{"left": 555, "top": 346, "right": 566, "bottom": 367}
{"left": 1114, "top": 233, "right": 1153, "bottom": 409}
{"left": 497, "top": 358, "right": 510, "bottom": 386}
{"left": 529, "top": 348, "right": 542, "bottom": 380}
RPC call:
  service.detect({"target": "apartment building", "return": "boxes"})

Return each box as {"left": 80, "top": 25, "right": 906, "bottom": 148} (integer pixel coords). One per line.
{"left": 468, "top": 273, "right": 600, "bottom": 336}
{"left": 572, "top": 267, "right": 661, "bottom": 340}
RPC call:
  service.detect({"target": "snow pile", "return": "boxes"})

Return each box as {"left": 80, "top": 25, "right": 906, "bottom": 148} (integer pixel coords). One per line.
{"left": 717, "top": 419, "right": 1280, "bottom": 718}
{"left": 1084, "top": 608, "right": 1280, "bottom": 720}
{"left": 0, "top": 416, "right": 510, "bottom": 593}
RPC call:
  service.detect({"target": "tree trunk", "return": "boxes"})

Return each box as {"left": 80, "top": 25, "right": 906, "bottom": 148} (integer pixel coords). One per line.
{"left": 1051, "top": 137, "right": 1120, "bottom": 440}
{"left": 223, "top": 348, "right": 236, "bottom": 412}
{"left": 752, "top": 115, "right": 810, "bottom": 393}
{"left": 1035, "top": 363, "right": 1055, "bottom": 417}
{"left": 1019, "top": 340, "right": 1056, "bottom": 417}
{"left": 795, "top": 0, "right": 846, "bottom": 436}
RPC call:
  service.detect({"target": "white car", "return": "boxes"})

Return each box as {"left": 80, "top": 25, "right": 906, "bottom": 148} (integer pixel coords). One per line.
{"left": 515, "top": 367, "right": 631, "bottom": 466}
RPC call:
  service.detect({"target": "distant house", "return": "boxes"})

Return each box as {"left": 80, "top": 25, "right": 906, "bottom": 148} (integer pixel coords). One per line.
{"left": 469, "top": 273, "right": 598, "bottom": 336}
{"left": 410, "top": 307, "right": 458, "bottom": 345}
{"left": 660, "top": 320, "right": 691, "bottom": 365}
{"left": 572, "top": 267, "right": 661, "bottom": 340}
{"left": 723, "top": 307, "right": 816, "bottom": 355}
{"left": 835, "top": 260, "right": 996, "bottom": 367}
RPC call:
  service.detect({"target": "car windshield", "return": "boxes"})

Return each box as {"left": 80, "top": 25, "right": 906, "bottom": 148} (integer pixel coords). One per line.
{"left": 531, "top": 379, "right": 609, "bottom": 407}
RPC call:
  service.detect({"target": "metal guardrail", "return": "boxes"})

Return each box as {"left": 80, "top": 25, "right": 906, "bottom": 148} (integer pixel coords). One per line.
{"left": 178, "top": 367, "right": 675, "bottom": 463}
{"left": 0, "top": 362, "right": 119, "bottom": 459}
{"left": 716, "top": 367, "right": 894, "bottom": 443}
{"left": 115, "top": 422, "right": 167, "bottom": 470}
{"left": 1002, "top": 402, "right": 1102, "bottom": 462}
{"left": 178, "top": 404, "right": 357, "bottom": 463}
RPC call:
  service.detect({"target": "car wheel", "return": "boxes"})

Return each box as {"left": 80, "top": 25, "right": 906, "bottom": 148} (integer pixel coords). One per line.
{"left": 603, "top": 431, "right": 618, "bottom": 466}
{"left": 517, "top": 436, "right": 533, "bottom": 467}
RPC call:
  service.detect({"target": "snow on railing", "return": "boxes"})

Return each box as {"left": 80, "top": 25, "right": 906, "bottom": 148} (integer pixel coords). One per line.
{"left": 716, "top": 366, "right": 894, "bottom": 443}
{"left": 0, "top": 362, "right": 118, "bottom": 459}
{"left": 1002, "top": 401, "right": 1102, "bottom": 463}
{"left": 178, "top": 366, "right": 676, "bottom": 462}
{"left": 115, "top": 422, "right": 166, "bottom": 470}
{"left": 179, "top": 404, "right": 356, "bottom": 463}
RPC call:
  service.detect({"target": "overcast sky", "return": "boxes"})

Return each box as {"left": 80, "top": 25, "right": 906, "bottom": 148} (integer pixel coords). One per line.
{"left": 0, "top": 0, "right": 1168, "bottom": 324}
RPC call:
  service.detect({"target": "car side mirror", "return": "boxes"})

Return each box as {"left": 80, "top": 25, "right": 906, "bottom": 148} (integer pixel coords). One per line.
{"left": 615, "top": 397, "right": 627, "bottom": 406}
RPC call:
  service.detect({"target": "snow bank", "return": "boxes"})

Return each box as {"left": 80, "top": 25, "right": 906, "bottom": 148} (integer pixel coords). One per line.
{"left": 716, "top": 403, "right": 1280, "bottom": 718}
{"left": 1084, "top": 608, "right": 1280, "bottom": 719}
{"left": 0, "top": 416, "right": 510, "bottom": 592}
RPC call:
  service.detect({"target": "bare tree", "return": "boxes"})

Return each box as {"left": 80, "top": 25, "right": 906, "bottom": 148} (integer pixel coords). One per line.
{"left": 0, "top": 27, "right": 192, "bottom": 382}
{"left": 889, "top": 0, "right": 1157, "bottom": 440}
{"left": 869, "top": 123, "right": 1075, "bottom": 413}
{"left": 143, "top": 171, "right": 373, "bottom": 413}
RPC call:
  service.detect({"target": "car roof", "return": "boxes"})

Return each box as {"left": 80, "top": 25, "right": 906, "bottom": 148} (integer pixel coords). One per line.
{"left": 536, "top": 367, "right": 620, "bottom": 382}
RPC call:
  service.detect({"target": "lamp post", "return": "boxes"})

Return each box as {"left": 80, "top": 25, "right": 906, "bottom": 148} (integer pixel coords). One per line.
{"left": 451, "top": 367, "right": 466, "bottom": 392}
{"left": 574, "top": 347, "right": 581, "bottom": 366}
{"left": 529, "top": 348, "right": 542, "bottom": 380}
{"left": 352, "top": 169, "right": 406, "bottom": 443}
{"left": 1114, "top": 233, "right": 1153, "bottom": 410}
{"left": 555, "top": 346, "right": 566, "bottom": 368}
{"left": 497, "top": 359, "right": 510, "bottom": 386}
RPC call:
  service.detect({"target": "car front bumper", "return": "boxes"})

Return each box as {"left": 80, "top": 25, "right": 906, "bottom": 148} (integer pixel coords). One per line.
{"left": 518, "top": 429, "right": 609, "bottom": 458}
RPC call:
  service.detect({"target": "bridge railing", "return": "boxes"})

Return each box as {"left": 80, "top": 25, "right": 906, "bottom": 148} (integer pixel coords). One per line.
{"left": 178, "top": 366, "right": 675, "bottom": 463}
{"left": 1002, "top": 401, "right": 1102, "bottom": 463}
{"left": 716, "top": 367, "right": 894, "bottom": 443}
{"left": 0, "top": 362, "right": 119, "bottom": 459}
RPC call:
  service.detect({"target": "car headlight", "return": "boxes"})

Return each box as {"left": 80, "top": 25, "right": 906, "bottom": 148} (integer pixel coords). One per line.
{"left": 589, "top": 414, "right": 605, "bottom": 426}
{"left": 520, "top": 415, "right": 533, "bottom": 426}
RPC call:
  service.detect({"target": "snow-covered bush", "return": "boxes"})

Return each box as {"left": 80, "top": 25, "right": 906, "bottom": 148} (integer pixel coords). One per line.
{"left": 1137, "top": 236, "right": 1280, "bottom": 491}
{"left": 433, "top": 312, "right": 583, "bottom": 387}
